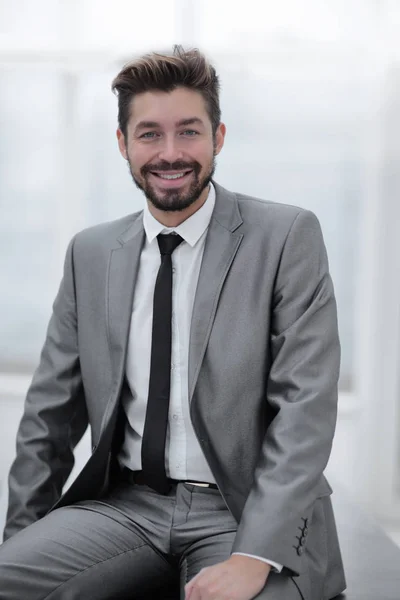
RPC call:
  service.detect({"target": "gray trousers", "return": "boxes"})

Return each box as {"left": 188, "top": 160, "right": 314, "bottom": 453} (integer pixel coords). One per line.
{"left": 0, "top": 480, "right": 302, "bottom": 599}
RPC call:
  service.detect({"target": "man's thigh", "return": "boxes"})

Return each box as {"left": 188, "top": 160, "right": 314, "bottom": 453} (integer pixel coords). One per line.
{"left": 182, "top": 530, "right": 302, "bottom": 600}
{"left": 0, "top": 501, "right": 175, "bottom": 600}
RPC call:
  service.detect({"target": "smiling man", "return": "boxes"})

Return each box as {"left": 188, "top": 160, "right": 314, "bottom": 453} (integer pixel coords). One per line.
{"left": 0, "top": 47, "right": 346, "bottom": 600}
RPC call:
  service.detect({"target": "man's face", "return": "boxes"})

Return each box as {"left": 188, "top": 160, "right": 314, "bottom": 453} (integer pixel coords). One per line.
{"left": 117, "top": 87, "right": 225, "bottom": 212}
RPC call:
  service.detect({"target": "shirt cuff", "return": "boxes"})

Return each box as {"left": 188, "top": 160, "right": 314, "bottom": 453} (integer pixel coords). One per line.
{"left": 231, "top": 552, "right": 283, "bottom": 573}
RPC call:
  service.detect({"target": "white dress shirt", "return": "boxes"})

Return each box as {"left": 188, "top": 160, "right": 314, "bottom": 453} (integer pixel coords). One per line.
{"left": 118, "top": 184, "right": 282, "bottom": 573}
{"left": 119, "top": 185, "right": 216, "bottom": 483}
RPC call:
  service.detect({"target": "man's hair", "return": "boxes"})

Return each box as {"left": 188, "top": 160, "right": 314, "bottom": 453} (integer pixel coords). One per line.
{"left": 111, "top": 45, "right": 221, "bottom": 138}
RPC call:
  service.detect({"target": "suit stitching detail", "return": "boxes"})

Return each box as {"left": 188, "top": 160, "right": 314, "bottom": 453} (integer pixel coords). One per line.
{"left": 41, "top": 542, "right": 149, "bottom": 600}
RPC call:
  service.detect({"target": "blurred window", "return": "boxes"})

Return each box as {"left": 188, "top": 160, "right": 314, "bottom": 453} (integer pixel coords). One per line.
{"left": 0, "top": 0, "right": 391, "bottom": 389}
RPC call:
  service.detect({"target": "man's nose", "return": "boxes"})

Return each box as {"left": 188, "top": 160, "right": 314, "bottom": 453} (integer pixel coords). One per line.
{"left": 157, "top": 136, "right": 184, "bottom": 163}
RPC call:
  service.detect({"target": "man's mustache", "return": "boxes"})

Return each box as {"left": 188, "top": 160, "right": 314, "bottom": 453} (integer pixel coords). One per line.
{"left": 141, "top": 161, "right": 201, "bottom": 174}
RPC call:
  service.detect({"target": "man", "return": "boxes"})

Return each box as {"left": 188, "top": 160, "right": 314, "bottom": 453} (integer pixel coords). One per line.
{"left": 0, "top": 46, "right": 346, "bottom": 599}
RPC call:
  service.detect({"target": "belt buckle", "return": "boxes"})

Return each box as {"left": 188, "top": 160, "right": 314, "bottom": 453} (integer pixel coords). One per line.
{"left": 185, "top": 481, "right": 210, "bottom": 487}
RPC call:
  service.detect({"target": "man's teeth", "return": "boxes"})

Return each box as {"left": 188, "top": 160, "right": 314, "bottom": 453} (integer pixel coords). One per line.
{"left": 158, "top": 172, "right": 185, "bottom": 180}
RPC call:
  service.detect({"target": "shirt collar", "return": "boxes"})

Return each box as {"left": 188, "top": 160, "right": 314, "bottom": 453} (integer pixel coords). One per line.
{"left": 143, "top": 183, "right": 216, "bottom": 248}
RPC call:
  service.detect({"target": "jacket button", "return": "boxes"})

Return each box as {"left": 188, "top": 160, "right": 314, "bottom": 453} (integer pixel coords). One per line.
{"left": 297, "top": 546, "right": 305, "bottom": 556}
{"left": 303, "top": 527, "right": 308, "bottom": 536}
{"left": 300, "top": 537, "right": 306, "bottom": 546}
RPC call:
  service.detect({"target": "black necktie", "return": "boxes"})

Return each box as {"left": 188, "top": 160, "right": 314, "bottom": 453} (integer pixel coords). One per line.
{"left": 141, "top": 233, "right": 184, "bottom": 494}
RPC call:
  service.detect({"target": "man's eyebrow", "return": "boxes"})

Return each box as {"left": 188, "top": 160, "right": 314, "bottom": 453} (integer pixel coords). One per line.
{"left": 134, "top": 117, "right": 205, "bottom": 133}
{"left": 176, "top": 117, "right": 204, "bottom": 127}
{"left": 134, "top": 120, "right": 160, "bottom": 133}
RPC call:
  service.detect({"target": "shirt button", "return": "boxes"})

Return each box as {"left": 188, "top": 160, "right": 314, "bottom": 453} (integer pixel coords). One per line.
{"left": 172, "top": 267, "right": 176, "bottom": 274}
{"left": 173, "top": 414, "right": 178, "bottom": 421}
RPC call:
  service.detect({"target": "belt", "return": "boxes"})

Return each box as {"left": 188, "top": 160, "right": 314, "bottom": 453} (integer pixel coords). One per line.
{"left": 120, "top": 468, "right": 218, "bottom": 490}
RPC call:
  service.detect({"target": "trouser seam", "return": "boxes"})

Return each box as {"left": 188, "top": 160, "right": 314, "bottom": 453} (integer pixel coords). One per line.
{"left": 168, "top": 490, "right": 178, "bottom": 555}
{"left": 170, "top": 485, "right": 193, "bottom": 558}
{"left": 41, "top": 542, "right": 148, "bottom": 600}
{"left": 181, "top": 485, "right": 193, "bottom": 525}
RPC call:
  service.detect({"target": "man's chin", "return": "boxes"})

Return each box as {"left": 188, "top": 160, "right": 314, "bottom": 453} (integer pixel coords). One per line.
{"left": 147, "top": 193, "right": 198, "bottom": 213}
{"left": 132, "top": 171, "right": 213, "bottom": 212}
{"left": 142, "top": 179, "right": 207, "bottom": 212}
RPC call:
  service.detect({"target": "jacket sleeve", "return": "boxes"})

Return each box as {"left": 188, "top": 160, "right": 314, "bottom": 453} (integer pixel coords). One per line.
{"left": 231, "top": 209, "right": 340, "bottom": 575}
{"left": 3, "top": 236, "right": 88, "bottom": 541}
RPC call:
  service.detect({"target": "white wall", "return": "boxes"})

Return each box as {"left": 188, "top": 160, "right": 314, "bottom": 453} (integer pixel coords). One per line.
{"left": 1, "top": 0, "right": 400, "bottom": 538}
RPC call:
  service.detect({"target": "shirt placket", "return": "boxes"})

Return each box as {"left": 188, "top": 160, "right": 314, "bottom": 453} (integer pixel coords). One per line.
{"left": 168, "top": 248, "right": 188, "bottom": 480}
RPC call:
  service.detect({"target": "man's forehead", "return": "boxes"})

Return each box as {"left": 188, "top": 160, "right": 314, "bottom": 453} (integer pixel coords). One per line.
{"left": 128, "top": 88, "right": 209, "bottom": 127}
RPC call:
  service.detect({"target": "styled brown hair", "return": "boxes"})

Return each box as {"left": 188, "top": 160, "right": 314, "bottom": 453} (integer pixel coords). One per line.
{"left": 111, "top": 45, "right": 221, "bottom": 138}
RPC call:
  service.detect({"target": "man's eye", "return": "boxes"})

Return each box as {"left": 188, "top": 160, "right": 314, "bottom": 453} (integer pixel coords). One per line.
{"left": 182, "top": 130, "right": 199, "bottom": 136}
{"left": 141, "top": 132, "right": 157, "bottom": 139}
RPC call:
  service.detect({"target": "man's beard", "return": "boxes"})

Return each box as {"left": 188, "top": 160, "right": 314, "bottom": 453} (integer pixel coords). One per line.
{"left": 127, "top": 155, "right": 216, "bottom": 212}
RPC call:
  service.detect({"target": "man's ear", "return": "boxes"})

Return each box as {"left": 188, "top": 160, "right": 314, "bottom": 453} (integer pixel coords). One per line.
{"left": 117, "top": 128, "right": 128, "bottom": 159}
{"left": 214, "top": 122, "right": 226, "bottom": 156}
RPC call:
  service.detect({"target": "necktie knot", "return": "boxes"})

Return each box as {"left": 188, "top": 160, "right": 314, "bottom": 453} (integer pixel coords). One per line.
{"left": 157, "top": 233, "right": 184, "bottom": 256}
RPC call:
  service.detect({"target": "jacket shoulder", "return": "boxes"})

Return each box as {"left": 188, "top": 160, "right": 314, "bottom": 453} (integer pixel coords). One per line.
{"left": 214, "top": 181, "right": 321, "bottom": 236}
{"left": 228, "top": 189, "right": 324, "bottom": 242}
{"left": 235, "top": 191, "right": 309, "bottom": 225}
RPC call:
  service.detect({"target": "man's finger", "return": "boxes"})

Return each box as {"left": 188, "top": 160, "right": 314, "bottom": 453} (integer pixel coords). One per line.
{"left": 185, "top": 568, "right": 206, "bottom": 600}
{"left": 184, "top": 579, "right": 194, "bottom": 600}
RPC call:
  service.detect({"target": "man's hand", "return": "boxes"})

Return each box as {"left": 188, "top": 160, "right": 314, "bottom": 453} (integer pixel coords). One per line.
{"left": 184, "top": 554, "right": 271, "bottom": 600}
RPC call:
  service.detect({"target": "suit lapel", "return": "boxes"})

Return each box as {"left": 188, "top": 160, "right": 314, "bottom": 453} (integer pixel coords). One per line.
{"left": 107, "top": 215, "right": 145, "bottom": 387}
{"left": 188, "top": 183, "right": 243, "bottom": 402}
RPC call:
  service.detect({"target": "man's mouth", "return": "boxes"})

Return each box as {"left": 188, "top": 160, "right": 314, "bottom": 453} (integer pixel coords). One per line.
{"left": 150, "top": 170, "right": 193, "bottom": 181}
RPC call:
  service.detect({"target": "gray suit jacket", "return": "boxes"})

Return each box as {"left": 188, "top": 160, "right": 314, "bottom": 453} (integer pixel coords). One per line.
{"left": 4, "top": 182, "right": 345, "bottom": 598}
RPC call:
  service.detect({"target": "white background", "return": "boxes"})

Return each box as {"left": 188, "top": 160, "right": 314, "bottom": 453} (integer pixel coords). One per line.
{"left": 0, "top": 0, "right": 400, "bottom": 542}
